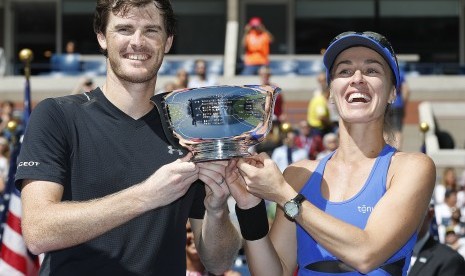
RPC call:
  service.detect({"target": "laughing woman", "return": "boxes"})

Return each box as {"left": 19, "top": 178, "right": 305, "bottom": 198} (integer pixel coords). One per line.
{"left": 225, "top": 31, "right": 436, "bottom": 276}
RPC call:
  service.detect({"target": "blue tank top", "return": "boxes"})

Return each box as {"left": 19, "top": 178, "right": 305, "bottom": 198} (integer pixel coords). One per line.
{"left": 297, "top": 144, "right": 416, "bottom": 275}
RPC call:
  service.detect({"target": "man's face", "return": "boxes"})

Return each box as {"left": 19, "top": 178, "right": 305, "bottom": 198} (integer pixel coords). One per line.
{"left": 185, "top": 222, "right": 200, "bottom": 261}
{"left": 195, "top": 61, "right": 206, "bottom": 77}
{"left": 97, "top": 4, "right": 173, "bottom": 83}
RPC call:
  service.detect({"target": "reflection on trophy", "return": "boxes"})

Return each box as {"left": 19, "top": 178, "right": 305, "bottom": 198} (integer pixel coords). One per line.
{"left": 151, "top": 85, "right": 281, "bottom": 162}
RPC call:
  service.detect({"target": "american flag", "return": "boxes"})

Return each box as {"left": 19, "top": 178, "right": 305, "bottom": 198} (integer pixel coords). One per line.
{"left": 0, "top": 75, "right": 40, "bottom": 275}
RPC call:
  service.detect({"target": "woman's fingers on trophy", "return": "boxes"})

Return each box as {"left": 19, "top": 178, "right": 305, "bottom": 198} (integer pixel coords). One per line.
{"left": 225, "top": 159, "right": 246, "bottom": 187}
{"left": 225, "top": 159, "right": 261, "bottom": 208}
{"left": 237, "top": 157, "right": 261, "bottom": 177}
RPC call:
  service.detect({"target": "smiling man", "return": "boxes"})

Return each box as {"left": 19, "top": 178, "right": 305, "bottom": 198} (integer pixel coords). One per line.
{"left": 15, "top": 1, "right": 241, "bottom": 275}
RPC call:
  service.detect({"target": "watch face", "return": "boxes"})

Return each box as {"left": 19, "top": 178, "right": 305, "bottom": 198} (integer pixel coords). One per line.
{"left": 284, "top": 201, "right": 299, "bottom": 218}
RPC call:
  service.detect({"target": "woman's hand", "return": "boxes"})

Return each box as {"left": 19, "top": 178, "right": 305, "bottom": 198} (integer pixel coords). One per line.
{"left": 224, "top": 158, "right": 262, "bottom": 209}
{"left": 236, "top": 152, "right": 288, "bottom": 204}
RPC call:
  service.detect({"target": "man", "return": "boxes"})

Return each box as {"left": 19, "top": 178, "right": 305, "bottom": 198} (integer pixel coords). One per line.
{"left": 15, "top": 1, "right": 241, "bottom": 275}
{"left": 293, "top": 120, "right": 323, "bottom": 160}
{"left": 258, "top": 65, "right": 284, "bottom": 123}
{"left": 188, "top": 59, "right": 217, "bottom": 88}
{"left": 271, "top": 130, "right": 308, "bottom": 173}
{"left": 186, "top": 221, "right": 241, "bottom": 276}
{"left": 408, "top": 205, "right": 465, "bottom": 276}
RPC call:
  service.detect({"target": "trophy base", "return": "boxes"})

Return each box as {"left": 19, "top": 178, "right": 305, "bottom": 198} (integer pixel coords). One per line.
{"left": 191, "top": 140, "right": 252, "bottom": 162}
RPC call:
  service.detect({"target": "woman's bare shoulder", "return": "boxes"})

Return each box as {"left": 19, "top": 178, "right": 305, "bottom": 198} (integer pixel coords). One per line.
{"left": 392, "top": 151, "right": 435, "bottom": 171}
{"left": 390, "top": 151, "right": 436, "bottom": 190}
{"left": 283, "top": 159, "right": 319, "bottom": 191}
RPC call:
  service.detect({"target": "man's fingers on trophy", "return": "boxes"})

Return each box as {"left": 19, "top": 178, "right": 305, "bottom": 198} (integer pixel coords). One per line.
{"left": 179, "top": 152, "right": 193, "bottom": 162}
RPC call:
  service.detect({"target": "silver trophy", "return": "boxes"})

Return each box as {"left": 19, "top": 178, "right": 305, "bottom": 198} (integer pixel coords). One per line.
{"left": 151, "top": 85, "right": 281, "bottom": 162}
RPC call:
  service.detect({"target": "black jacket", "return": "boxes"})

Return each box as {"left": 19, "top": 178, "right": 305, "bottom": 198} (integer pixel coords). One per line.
{"left": 408, "top": 236, "right": 465, "bottom": 276}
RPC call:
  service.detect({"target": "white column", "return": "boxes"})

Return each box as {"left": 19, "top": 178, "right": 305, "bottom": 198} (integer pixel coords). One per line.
{"left": 224, "top": 0, "right": 239, "bottom": 77}
{"left": 4, "top": 0, "right": 13, "bottom": 75}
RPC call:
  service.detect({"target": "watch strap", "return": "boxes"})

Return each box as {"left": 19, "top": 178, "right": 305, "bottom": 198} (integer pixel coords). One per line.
{"left": 293, "top": 193, "right": 306, "bottom": 204}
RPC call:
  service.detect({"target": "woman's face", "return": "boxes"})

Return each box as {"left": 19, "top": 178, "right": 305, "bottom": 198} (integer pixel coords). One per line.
{"left": 444, "top": 169, "right": 457, "bottom": 187}
{"left": 329, "top": 46, "right": 396, "bottom": 125}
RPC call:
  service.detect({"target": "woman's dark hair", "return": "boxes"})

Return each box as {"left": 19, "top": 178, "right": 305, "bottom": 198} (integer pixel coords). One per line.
{"left": 93, "top": 0, "right": 176, "bottom": 56}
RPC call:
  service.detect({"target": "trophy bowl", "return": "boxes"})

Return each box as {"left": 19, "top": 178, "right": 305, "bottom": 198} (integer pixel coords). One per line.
{"left": 151, "top": 85, "right": 281, "bottom": 162}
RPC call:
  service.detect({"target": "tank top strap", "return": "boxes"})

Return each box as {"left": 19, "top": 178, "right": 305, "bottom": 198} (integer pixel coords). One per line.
{"left": 299, "top": 149, "right": 335, "bottom": 196}
{"left": 375, "top": 144, "right": 397, "bottom": 191}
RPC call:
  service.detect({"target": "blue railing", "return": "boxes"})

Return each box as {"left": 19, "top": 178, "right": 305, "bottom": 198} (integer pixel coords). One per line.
{"left": 13, "top": 54, "right": 465, "bottom": 77}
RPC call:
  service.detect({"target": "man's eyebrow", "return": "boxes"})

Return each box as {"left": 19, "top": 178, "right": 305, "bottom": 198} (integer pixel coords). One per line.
{"left": 146, "top": 24, "right": 163, "bottom": 30}
{"left": 112, "top": 23, "right": 163, "bottom": 30}
{"left": 113, "top": 24, "right": 133, "bottom": 29}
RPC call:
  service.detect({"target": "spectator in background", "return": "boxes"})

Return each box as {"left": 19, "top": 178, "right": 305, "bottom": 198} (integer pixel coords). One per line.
{"left": 0, "top": 136, "right": 9, "bottom": 193}
{"left": 445, "top": 227, "right": 465, "bottom": 258}
{"left": 188, "top": 59, "right": 217, "bottom": 88}
{"left": 307, "top": 71, "right": 332, "bottom": 136}
{"left": 316, "top": 132, "right": 339, "bottom": 160}
{"left": 174, "top": 68, "right": 189, "bottom": 89}
{"left": 254, "top": 123, "right": 282, "bottom": 157}
{"left": 387, "top": 70, "right": 410, "bottom": 149}
{"left": 435, "top": 189, "right": 459, "bottom": 243}
{"left": 65, "top": 40, "right": 76, "bottom": 54}
{"left": 0, "top": 100, "right": 15, "bottom": 135}
{"left": 241, "top": 17, "right": 273, "bottom": 75}
{"left": 450, "top": 208, "right": 465, "bottom": 237}
{"left": 434, "top": 167, "right": 458, "bottom": 205}
{"left": 408, "top": 204, "right": 465, "bottom": 276}
{"left": 71, "top": 77, "right": 96, "bottom": 94}
{"left": 162, "top": 81, "right": 176, "bottom": 93}
{"left": 293, "top": 120, "right": 323, "bottom": 160}
{"left": 271, "top": 130, "right": 308, "bottom": 173}
{"left": 186, "top": 221, "right": 241, "bottom": 276}
{"left": 258, "top": 65, "right": 284, "bottom": 123}
{"left": 458, "top": 172, "right": 465, "bottom": 220}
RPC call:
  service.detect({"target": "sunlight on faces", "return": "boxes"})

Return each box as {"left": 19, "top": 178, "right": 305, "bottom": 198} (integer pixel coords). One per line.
{"left": 330, "top": 47, "right": 396, "bottom": 124}
{"left": 97, "top": 4, "right": 173, "bottom": 83}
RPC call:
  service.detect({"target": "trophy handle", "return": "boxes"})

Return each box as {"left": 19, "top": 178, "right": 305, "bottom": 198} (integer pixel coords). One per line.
{"left": 150, "top": 93, "right": 184, "bottom": 151}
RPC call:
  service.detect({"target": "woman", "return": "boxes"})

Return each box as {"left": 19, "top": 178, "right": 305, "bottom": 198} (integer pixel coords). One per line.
{"left": 225, "top": 31, "right": 436, "bottom": 275}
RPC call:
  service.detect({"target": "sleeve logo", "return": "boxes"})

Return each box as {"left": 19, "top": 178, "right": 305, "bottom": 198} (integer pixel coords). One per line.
{"left": 18, "top": 161, "right": 40, "bottom": 167}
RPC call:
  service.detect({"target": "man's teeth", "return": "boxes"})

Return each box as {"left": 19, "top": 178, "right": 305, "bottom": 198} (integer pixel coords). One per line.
{"left": 127, "top": 54, "right": 148, "bottom": 60}
{"left": 348, "top": 92, "right": 371, "bottom": 103}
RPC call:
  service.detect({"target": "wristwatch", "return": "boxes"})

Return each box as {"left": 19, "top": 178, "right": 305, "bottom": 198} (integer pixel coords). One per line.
{"left": 283, "top": 194, "right": 306, "bottom": 220}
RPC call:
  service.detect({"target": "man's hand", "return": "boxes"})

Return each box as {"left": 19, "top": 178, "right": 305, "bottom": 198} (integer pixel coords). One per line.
{"left": 140, "top": 152, "right": 199, "bottom": 210}
{"left": 196, "top": 160, "right": 230, "bottom": 213}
